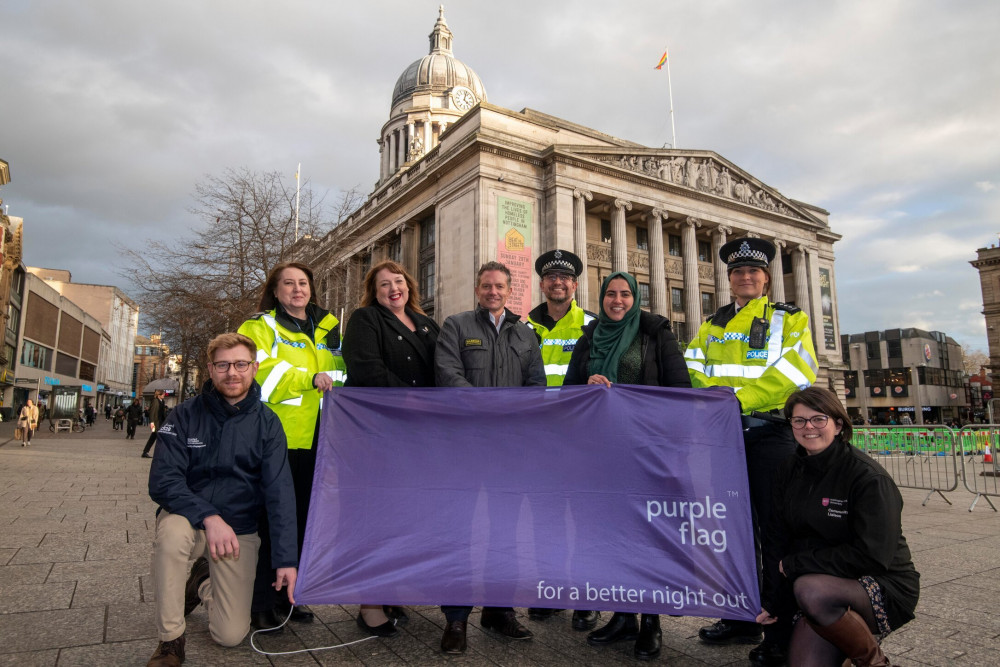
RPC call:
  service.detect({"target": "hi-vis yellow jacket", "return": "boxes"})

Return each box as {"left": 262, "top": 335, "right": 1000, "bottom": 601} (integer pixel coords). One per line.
{"left": 526, "top": 300, "right": 596, "bottom": 387}
{"left": 237, "top": 305, "right": 345, "bottom": 450}
{"left": 684, "top": 297, "right": 817, "bottom": 414}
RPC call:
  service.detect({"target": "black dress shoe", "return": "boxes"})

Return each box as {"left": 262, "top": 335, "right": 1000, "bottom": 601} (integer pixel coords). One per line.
{"left": 275, "top": 600, "right": 314, "bottom": 623}
{"left": 250, "top": 608, "right": 284, "bottom": 633}
{"left": 587, "top": 612, "right": 638, "bottom": 645}
{"left": 572, "top": 610, "right": 600, "bottom": 631}
{"left": 356, "top": 612, "right": 398, "bottom": 637}
{"left": 528, "top": 607, "right": 562, "bottom": 620}
{"left": 441, "top": 620, "right": 467, "bottom": 654}
{"left": 183, "top": 558, "right": 209, "bottom": 615}
{"left": 141, "top": 453, "right": 152, "bottom": 458}
{"left": 383, "top": 605, "right": 409, "bottom": 626}
{"left": 480, "top": 609, "right": 533, "bottom": 639}
{"left": 698, "top": 619, "right": 763, "bottom": 644}
{"left": 749, "top": 639, "right": 788, "bottom": 666}
{"left": 634, "top": 614, "right": 662, "bottom": 661}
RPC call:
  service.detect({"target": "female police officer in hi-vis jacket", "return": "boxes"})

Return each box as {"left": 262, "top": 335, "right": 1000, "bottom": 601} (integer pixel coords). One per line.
{"left": 683, "top": 237, "right": 818, "bottom": 667}
{"left": 237, "top": 262, "right": 346, "bottom": 629}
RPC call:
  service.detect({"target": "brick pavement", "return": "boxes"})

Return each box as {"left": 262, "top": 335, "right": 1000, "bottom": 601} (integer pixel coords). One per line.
{"left": 1, "top": 418, "right": 998, "bottom": 665}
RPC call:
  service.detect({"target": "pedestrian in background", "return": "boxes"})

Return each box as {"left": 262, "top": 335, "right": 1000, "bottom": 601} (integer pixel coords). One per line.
{"left": 18, "top": 399, "right": 39, "bottom": 447}
{"left": 141, "top": 390, "right": 166, "bottom": 458}
{"left": 125, "top": 398, "right": 144, "bottom": 439}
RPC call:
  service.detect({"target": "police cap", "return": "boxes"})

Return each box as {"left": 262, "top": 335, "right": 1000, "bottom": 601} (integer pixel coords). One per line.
{"left": 535, "top": 249, "right": 583, "bottom": 277}
{"left": 720, "top": 237, "right": 775, "bottom": 270}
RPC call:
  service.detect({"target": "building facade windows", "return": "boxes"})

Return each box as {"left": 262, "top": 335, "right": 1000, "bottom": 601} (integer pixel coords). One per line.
{"left": 418, "top": 216, "right": 436, "bottom": 315}
{"left": 668, "top": 234, "right": 682, "bottom": 257}
{"left": 55, "top": 352, "right": 78, "bottom": 377}
{"left": 698, "top": 240, "right": 711, "bottom": 262}
{"left": 701, "top": 292, "right": 715, "bottom": 317}
{"left": 638, "top": 282, "right": 650, "bottom": 308}
{"left": 671, "top": 287, "right": 683, "bottom": 313}
{"left": 21, "top": 341, "right": 52, "bottom": 371}
{"left": 600, "top": 219, "right": 611, "bottom": 244}
{"left": 636, "top": 227, "right": 649, "bottom": 251}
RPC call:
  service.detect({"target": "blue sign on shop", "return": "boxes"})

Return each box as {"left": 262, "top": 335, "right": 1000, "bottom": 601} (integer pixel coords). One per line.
{"left": 45, "top": 376, "right": 60, "bottom": 385}
{"left": 82, "top": 384, "right": 93, "bottom": 392}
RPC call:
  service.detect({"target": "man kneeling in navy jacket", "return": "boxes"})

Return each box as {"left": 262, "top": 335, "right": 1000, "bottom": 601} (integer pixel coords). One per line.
{"left": 146, "top": 333, "right": 297, "bottom": 667}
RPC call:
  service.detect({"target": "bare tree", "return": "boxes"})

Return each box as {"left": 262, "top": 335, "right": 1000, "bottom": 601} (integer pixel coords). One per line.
{"left": 119, "top": 168, "right": 362, "bottom": 387}
{"left": 962, "top": 344, "right": 990, "bottom": 376}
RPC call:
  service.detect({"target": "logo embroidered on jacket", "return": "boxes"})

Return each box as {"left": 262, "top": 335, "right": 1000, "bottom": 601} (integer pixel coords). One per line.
{"left": 562, "top": 343, "right": 576, "bottom": 352}
{"left": 746, "top": 350, "right": 768, "bottom": 359}
{"left": 158, "top": 424, "right": 175, "bottom": 435}
{"left": 464, "top": 338, "right": 483, "bottom": 347}
{"left": 186, "top": 438, "right": 206, "bottom": 448}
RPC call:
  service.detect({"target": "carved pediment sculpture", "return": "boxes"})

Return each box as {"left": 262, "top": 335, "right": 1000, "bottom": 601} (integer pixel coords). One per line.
{"left": 595, "top": 153, "right": 808, "bottom": 221}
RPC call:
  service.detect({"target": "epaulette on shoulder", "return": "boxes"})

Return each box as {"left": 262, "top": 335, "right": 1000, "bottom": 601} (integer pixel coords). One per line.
{"left": 772, "top": 302, "right": 801, "bottom": 314}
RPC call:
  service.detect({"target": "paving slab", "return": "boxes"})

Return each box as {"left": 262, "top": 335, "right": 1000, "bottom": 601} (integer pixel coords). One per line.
{"left": 1, "top": 423, "right": 999, "bottom": 665}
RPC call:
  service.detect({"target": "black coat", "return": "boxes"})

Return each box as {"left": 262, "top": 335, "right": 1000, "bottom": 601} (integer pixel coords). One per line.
{"left": 342, "top": 304, "right": 440, "bottom": 387}
{"left": 761, "top": 437, "right": 919, "bottom": 630}
{"left": 125, "top": 401, "right": 144, "bottom": 424}
{"left": 564, "top": 311, "right": 691, "bottom": 388}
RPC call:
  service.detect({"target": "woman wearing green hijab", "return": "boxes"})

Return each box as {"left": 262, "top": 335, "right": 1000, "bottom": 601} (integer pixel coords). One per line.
{"left": 563, "top": 271, "right": 690, "bottom": 660}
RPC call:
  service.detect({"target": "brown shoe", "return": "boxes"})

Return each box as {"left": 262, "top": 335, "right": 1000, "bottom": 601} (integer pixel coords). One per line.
{"left": 440, "top": 620, "right": 467, "bottom": 654}
{"left": 183, "top": 558, "right": 209, "bottom": 616}
{"left": 147, "top": 634, "right": 185, "bottom": 666}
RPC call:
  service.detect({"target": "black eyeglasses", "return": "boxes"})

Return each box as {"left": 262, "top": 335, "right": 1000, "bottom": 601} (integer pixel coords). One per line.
{"left": 211, "top": 360, "right": 254, "bottom": 373}
{"left": 790, "top": 415, "right": 830, "bottom": 429}
{"left": 543, "top": 274, "right": 575, "bottom": 283}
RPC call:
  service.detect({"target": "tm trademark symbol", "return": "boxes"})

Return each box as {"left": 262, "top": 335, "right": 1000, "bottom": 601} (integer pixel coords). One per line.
{"left": 727, "top": 490, "right": 739, "bottom": 497}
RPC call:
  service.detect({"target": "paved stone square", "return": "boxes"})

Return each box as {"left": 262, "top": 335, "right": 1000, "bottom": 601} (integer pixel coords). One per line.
{"left": 1, "top": 419, "right": 998, "bottom": 665}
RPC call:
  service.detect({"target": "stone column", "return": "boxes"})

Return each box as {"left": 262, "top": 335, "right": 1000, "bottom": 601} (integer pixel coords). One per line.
{"left": 399, "top": 222, "right": 418, "bottom": 276}
{"left": 389, "top": 131, "right": 398, "bottom": 173}
{"left": 647, "top": 208, "right": 668, "bottom": 316}
{"left": 573, "top": 188, "right": 593, "bottom": 309}
{"left": 378, "top": 138, "right": 386, "bottom": 182}
{"left": 424, "top": 119, "right": 432, "bottom": 155}
{"left": 405, "top": 122, "right": 415, "bottom": 162}
{"left": 792, "top": 246, "right": 810, "bottom": 311}
{"left": 770, "top": 239, "right": 786, "bottom": 303}
{"left": 680, "top": 217, "right": 702, "bottom": 325}
{"left": 712, "top": 225, "right": 732, "bottom": 306}
{"left": 611, "top": 198, "right": 631, "bottom": 272}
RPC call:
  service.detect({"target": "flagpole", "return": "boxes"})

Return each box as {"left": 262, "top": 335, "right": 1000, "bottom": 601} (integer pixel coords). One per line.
{"left": 665, "top": 47, "right": 676, "bottom": 149}
{"left": 295, "top": 163, "right": 301, "bottom": 242}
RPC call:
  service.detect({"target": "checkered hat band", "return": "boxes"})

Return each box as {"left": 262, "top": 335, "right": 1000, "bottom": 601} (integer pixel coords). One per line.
{"left": 727, "top": 248, "right": 768, "bottom": 264}
{"left": 542, "top": 260, "right": 575, "bottom": 272}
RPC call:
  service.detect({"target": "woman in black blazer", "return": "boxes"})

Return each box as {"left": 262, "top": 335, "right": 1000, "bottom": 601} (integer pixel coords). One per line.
{"left": 341, "top": 259, "right": 440, "bottom": 636}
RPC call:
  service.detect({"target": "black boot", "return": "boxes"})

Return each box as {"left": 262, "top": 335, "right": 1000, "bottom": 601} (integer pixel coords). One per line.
{"left": 635, "top": 614, "right": 662, "bottom": 661}
{"left": 587, "top": 612, "right": 638, "bottom": 646}
{"left": 698, "top": 618, "right": 762, "bottom": 644}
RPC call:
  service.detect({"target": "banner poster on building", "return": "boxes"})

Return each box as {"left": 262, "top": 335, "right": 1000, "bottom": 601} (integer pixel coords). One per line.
{"left": 295, "top": 385, "right": 761, "bottom": 621}
{"left": 496, "top": 196, "right": 533, "bottom": 317}
{"left": 819, "top": 267, "right": 836, "bottom": 349}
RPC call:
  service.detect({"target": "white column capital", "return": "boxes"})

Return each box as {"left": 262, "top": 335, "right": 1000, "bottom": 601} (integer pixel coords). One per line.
{"left": 573, "top": 188, "right": 593, "bottom": 202}
{"left": 714, "top": 224, "right": 733, "bottom": 237}
{"left": 613, "top": 198, "right": 633, "bottom": 212}
{"left": 649, "top": 207, "right": 668, "bottom": 222}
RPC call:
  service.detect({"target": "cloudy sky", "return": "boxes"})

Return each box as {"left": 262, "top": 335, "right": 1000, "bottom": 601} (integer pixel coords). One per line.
{"left": 2, "top": 0, "right": 997, "bottom": 350}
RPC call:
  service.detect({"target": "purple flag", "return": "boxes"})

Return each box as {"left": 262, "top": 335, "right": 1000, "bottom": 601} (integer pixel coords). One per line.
{"left": 295, "top": 385, "right": 760, "bottom": 620}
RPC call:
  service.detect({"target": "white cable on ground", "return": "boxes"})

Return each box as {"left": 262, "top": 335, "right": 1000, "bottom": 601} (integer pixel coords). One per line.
{"left": 249, "top": 607, "right": 382, "bottom": 656}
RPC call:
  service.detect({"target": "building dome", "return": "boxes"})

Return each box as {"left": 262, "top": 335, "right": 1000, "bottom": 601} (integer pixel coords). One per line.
{"left": 390, "top": 7, "right": 487, "bottom": 110}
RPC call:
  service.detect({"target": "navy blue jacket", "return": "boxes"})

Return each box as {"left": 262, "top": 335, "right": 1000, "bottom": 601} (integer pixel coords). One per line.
{"left": 148, "top": 380, "right": 298, "bottom": 568}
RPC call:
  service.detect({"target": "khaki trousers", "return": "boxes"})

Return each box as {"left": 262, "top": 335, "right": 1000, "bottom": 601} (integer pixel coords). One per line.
{"left": 152, "top": 511, "right": 260, "bottom": 646}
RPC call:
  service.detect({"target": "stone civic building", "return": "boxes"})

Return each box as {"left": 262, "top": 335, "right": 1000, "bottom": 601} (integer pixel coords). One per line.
{"left": 971, "top": 242, "right": 1000, "bottom": 379}
{"left": 293, "top": 8, "right": 845, "bottom": 389}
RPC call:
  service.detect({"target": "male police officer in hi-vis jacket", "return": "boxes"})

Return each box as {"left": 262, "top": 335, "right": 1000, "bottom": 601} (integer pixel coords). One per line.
{"left": 523, "top": 249, "right": 600, "bottom": 631}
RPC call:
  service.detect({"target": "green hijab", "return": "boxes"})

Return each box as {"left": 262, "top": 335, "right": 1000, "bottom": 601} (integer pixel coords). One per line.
{"left": 587, "top": 271, "right": 642, "bottom": 382}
